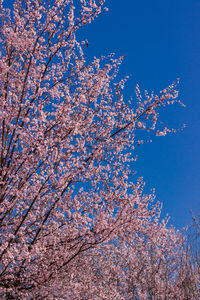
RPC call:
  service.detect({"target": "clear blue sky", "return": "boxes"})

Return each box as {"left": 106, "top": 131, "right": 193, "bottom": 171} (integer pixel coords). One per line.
{"left": 80, "top": 0, "right": 200, "bottom": 229}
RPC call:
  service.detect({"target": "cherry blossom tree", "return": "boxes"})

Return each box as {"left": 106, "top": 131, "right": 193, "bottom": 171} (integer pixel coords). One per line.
{"left": 0, "top": 0, "right": 198, "bottom": 298}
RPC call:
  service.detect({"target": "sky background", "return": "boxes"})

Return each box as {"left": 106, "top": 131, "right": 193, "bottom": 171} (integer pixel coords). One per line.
{"left": 80, "top": 0, "right": 200, "bottom": 229}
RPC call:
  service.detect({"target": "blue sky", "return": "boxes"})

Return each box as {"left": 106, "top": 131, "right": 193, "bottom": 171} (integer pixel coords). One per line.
{"left": 80, "top": 0, "right": 200, "bottom": 229}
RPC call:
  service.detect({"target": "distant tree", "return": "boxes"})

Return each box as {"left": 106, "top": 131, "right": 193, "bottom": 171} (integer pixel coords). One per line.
{"left": 186, "top": 214, "right": 200, "bottom": 292}
{"left": 0, "top": 0, "right": 198, "bottom": 298}
{"left": 188, "top": 214, "right": 200, "bottom": 264}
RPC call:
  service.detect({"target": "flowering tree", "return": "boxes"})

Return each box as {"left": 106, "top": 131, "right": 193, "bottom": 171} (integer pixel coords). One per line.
{"left": 70, "top": 221, "right": 199, "bottom": 299}
{"left": 187, "top": 214, "right": 200, "bottom": 289}
{"left": 0, "top": 0, "right": 198, "bottom": 298}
